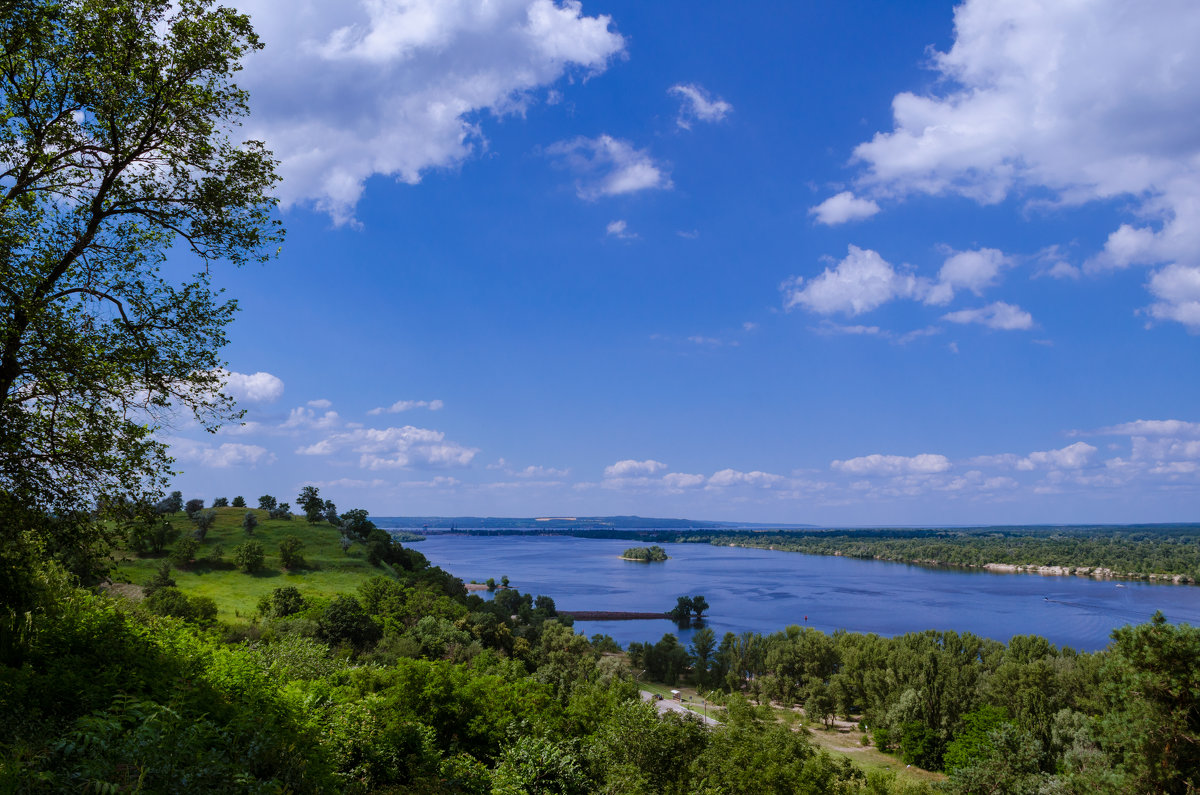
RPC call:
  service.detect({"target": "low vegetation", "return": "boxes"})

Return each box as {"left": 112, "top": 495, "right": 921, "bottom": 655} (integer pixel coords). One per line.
{"left": 621, "top": 544, "right": 669, "bottom": 562}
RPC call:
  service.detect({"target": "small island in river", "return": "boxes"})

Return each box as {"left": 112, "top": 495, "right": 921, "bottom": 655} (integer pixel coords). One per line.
{"left": 621, "top": 545, "right": 669, "bottom": 562}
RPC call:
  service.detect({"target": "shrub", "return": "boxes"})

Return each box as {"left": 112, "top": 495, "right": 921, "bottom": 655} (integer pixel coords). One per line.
{"left": 144, "top": 588, "right": 217, "bottom": 626}
{"left": 234, "top": 540, "right": 265, "bottom": 573}
{"left": 317, "top": 596, "right": 381, "bottom": 649}
{"left": 231, "top": 495, "right": 246, "bottom": 508}
{"left": 242, "top": 511, "right": 258, "bottom": 535}
{"left": 184, "top": 498, "right": 205, "bottom": 517}
{"left": 143, "top": 562, "right": 176, "bottom": 597}
{"left": 169, "top": 536, "right": 199, "bottom": 569}
{"left": 212, "top": 496, "right": 229, "bottom": 507}
{"left": 279, "top": 536, "right": 305, "bottom": 569}
{"left": 193, "top": 509, "right": 218, "bottom": 541}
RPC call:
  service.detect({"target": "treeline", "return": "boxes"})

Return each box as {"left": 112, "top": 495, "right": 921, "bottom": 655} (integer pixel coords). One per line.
{"left": 627, "top": 615, "right": 1198, "bottom": 792}
{"left": 461, "top": 525, "right": 1200, "bottom": 582}
{"left": 692, "top": 526, "right": 1200, "bottom": 581}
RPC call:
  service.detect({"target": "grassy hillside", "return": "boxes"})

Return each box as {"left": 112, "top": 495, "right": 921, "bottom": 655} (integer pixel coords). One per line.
{"left": 113, "top": 507, "right": 403, "bottom": 620}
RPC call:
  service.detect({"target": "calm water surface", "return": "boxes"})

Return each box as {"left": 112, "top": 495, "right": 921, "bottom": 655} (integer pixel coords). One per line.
{"left": 408, "top": 534, "right": 1200, "bottom": 652}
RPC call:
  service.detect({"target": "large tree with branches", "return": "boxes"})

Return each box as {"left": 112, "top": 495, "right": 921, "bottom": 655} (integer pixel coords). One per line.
{"left": 0, "top": 0, "right": 281, "bottom": 604}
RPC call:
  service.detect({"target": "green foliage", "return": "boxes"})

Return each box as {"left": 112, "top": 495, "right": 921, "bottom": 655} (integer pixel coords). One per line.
{"left": 257, "top": 494, "right": 276, "bottom": 511}
{"left": 278, "top": 535, "right": 305, "bottom": 569}
{"left": 212, "top": 497, "right": 229, "bottom": 507}
{"left": 231, "top": 496, "right": 246, "bottom": 508}
{"left": 142, "top": 562, "right": 176, "bottom": 598}
{"left": 168, "top": 535, "right": 199, "bottom": 568}
{"left": 317, "top": 596, "right": 380, "bottom": 650}
{"left": 298, "top": 486, "right": 323, "bottom": 524}
{"left": 262, "top": 586, "right": 305, "bottom": 618}
{"left": 241, "top": 510, "right": 258, "bottom": 535}
{"left": 943, "top": 705, "right": 1009, "bottom": 772}
{"left": 192, "top": 508, "right": 218, "bottom": 540}
{"left": 493, "top": 735, "right": 589, "bottom": 795}
{"left": 622, "top": 545, "right": 668, "bottom": 561}
{"left": 184, "top": 497, "right": 205, "bottom": 516}
{"left": 143, "top": 587, "right": 217, "bottom": 626}
{"left": 233, "top": 540, "right": 265, "bottom": 573}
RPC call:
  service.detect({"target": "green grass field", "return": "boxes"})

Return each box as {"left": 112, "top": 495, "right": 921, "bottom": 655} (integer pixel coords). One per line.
{"left": 113, "top": 507, "right": 397, "bottom": 621}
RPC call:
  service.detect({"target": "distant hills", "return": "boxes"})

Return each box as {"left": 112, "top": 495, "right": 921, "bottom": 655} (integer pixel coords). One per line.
{"left": 372, "top": 514, "right": 819, "bottom": 530}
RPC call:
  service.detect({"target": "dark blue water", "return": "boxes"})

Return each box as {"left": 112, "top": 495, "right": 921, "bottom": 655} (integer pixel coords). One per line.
{"left": 411, "top": 534, "right": 1200, "bottom": 652}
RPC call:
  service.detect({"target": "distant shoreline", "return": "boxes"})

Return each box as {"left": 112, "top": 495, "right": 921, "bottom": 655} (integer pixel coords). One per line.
{"left": 559, "top": 610, "right": 670, "bottom": 621}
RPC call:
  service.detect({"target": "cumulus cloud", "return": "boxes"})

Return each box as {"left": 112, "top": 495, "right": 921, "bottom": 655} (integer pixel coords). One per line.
{"left": 368, "top": 399, "right": 445, "bottom": 415}
{"left": 925, "top": 248, "right": 1012, "bottom": 305}
{"left": 170, "top": 438, "right": 275, "bottom": 468}
{"left": 217, "top": 369, "right": 284, "bottom": 403}
{"left": 705, "top": 468, "right": 784, "bottom": 488}
{"left": 850, "top": 0, "right": 1200, "bottom": 329}
{"left": 281, "top": 406, "right": 341, "bottom": 430}
{"left": 1145, "top": 263, "right": 1200, "bottom": 330}
{"left": 603, "top": 459, "right": 667, "bottom": 478}
{"left": 662, "top": 472, "right": 706, "bottom": 490}
{"left": 236, "top": 0, "right": 626, "bottom": 223}
{"left": 831, "top": 453, "right": 952, "bottom": 477}
{"left": 942, "top": 301, "right": 1034, "bottom": 330}
{"left": 1016, "top": 442, "right": 1096, "bottom": 471}
{"left": 297, "top": 425, "right": 478, "bottom": 469}
{"left": 809, "top": 191, "right": 881, "bottom": 225}
{"left": 782, "top": 245, "right": 922, "bottom": 316}
{"left": 547, "top": 135, "right": 672, "bottom": 199}
{"left": 668, "top": 83, "right": 732, "bottom": 129}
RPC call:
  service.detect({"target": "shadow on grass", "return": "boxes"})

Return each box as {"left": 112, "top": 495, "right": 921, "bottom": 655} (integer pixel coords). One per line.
{"left": 248, "top": 568, "right": 282, "bottom": 579}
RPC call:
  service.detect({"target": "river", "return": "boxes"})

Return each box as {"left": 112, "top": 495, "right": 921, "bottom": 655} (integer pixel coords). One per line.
{"left": 406, "top": 534, "right": 1200, "bottom": 652}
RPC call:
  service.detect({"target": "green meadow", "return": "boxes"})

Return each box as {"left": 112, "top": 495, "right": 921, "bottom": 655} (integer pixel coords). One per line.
{"left": 113, "top": 507, "right": 397, "bottom": 620}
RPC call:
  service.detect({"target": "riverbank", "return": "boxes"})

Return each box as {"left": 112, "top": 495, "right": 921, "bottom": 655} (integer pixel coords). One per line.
{"left": 559, "top": 610, "right": 670, "bottom": 621}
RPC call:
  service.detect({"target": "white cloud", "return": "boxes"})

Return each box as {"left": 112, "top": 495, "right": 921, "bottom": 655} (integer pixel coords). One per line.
{"left": 368, "top": 398, "right": 445, "bottom": 415}
{"left": 942, "top": 301, "right": 1034, "bottom": 330}
{"left": 1130, "top": 437, "right": 1200, "bottom": 462}
{"left": 217, "top": 369, "right": 284, "bottom": 403}
{"left": 925, "top": 248, "right": 1011, "bottom": 305}
{"left": 281, "top": 406, "right": 341, "bottom": 430}
{"left": 1016, "top": 442, "right": 1096, "bottom": 471}
{"left": 603, "top": 459, "right": 666, "bottom": 478}
{"left": 831, "top": 453, "right": 952, "bottom": 477}
{"left": 307, "top": 398, "right": 333, "bottom": 408}
{"left": 662, "top": 472, "right": 706, "bottom": 490}
{"left": 170, "top": 438, "right": 275, "bottom": 468}
{"left": 237, "top": 0, "right": 626, "bottom": 223}
{"left": 668, "top": 83, "right": 732, "bottom": 129}
{"left": 809, "top": 191, "right": 881, "bottom": 225}
{"left": 1092, "top": 419, "right": 1200, "bottom": 438}
{"left": 297, "top": 424, "right": 478, "bottom": 469}
{"left": 705, "top": 468, "right": 784, "bottom": 488}
{"left": 1145, "top": 264, "right": 1200, "bottom": 330}
{"left": 516, "top": 464, "right": 570, "bottom": 478}
{"left": 783, "top": 246, "right": 922, "bottom": 316}
{"left": 547, "top": 135, "right": 671, "bottom": 199}
{"left": 606, "top": 219, "right": 636, "bottom": 239}
{"left": 851, "top": 0, "right": 1200, "bottom": 328}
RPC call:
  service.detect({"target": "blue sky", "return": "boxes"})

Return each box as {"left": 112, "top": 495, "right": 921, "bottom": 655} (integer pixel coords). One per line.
{"left": 166, "top": 0, "right": 1200, "bottom": 525}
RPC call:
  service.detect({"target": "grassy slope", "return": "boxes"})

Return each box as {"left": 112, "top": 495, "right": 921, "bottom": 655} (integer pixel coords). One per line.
{"left": 113, "top": 507, "right": 392, "bottom": 621}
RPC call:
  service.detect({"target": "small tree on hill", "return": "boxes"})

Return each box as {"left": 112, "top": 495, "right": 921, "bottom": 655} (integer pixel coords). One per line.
{"left": 242, "top": 511, "right": 258, "bottom": 535}
{"left": 258, "top": 494, "right": 277, "bottom": 511}
{"left": 143, "top": 562, "right": 176, "bottom": 597}
{"left": 193, "top": 509, "right": 218, "bottom": 541}
{"left": 233, "top": 540, "right": 265, "bottom": 572}
{"left": 156, "top": 491, "right": 183, "bottom": 516}
{"left": 323, "top": 500, "right": 338, "bottom": 526}
{"left": 269, "top": 502, "right": 292, "bottom": 520}
{"left": 169, "top": 536, "right": 199, "bottom": 569}
{"left": 279, "top": 536, "right": 305, "bottom": 569}
{"left": 184, "top": 498, "right": 205, "bottom": 517}
{"left": 297, "top": 486, "right": 323, "bottom": 524}
{"left": 231, "top": 496, "right": 246, "bottom": 508}
{"left": 213, "top": 497, "right": 229, "bottom": 507}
